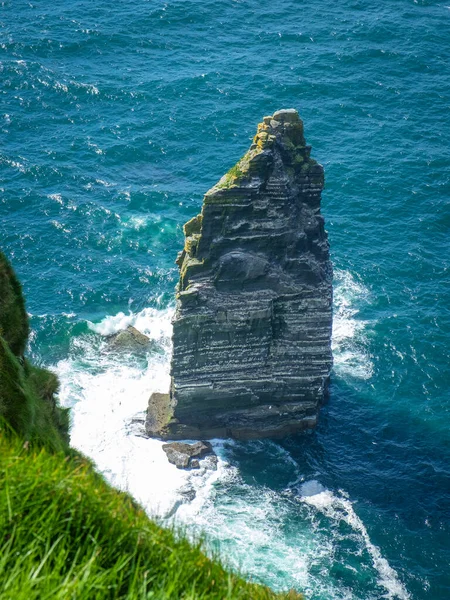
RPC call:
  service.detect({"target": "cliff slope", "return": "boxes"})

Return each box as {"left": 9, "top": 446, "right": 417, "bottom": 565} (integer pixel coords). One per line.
{"left": 0, "top": 429, "right": 303, "bottom": 600}
{"left": 148, "top": 109, "right": 332, "bottom": 440}
{"left": 0, "top": 251, "right": 69, "bottom": 449}
{"left": 0, "top": 250, "right": 302, "bottom": 599}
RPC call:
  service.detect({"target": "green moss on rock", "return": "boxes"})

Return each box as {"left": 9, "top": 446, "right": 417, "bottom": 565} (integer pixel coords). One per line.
{"left": 183, "top": 214, "right": 203, "bottom": 237}
{"left": 215, "top": 160, "right": 246, "bottom": 189}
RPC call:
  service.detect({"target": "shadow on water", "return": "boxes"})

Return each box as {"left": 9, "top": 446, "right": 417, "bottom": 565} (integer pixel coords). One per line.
{"left": 223, "top": 378, "right": 449, "bottom": 513}
{"left": 218, "top": 377, "right": 450, "bottom": 598}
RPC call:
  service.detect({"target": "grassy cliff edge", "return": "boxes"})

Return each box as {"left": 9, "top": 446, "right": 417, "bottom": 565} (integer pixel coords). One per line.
{"left": 0, "top": 251, "right": 303, "bottom": 599}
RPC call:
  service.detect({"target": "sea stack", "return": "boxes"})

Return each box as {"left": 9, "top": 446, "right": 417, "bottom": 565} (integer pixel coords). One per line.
{"left": 147, "top": 109, "right": 333, "bottom": 440}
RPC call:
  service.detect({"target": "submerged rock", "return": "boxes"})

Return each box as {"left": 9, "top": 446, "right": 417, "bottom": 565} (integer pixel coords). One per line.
{"left": 147, "top": 109, "right": 333, "bottom": 440}
{"left": 162, "top": 441, "right": 215, "bottom": 469}
{"left": 108, "top": 326, "right": 150, "bottom": 352}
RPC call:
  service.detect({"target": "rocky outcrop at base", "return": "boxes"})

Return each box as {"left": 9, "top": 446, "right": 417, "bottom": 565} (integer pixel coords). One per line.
{"left": 162, "top": 441, "right": 216, "bottom": 469}
{"left": 108, "top": 326, "right": 151, "bottom": 352}
{"left": 147, "top": 109, "right": 333, "bottom": 440}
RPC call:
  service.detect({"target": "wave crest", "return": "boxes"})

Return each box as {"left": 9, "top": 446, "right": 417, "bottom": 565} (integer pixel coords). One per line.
{"left": 332, "top": 269, "right": 374, "bottom": 380}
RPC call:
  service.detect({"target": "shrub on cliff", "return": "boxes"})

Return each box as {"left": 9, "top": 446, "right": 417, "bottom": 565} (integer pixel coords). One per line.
{"left": 0, "top": 338, "right": 69, "bottom": 450}
{"left": 0, "top": 252, "right": 69, "bottom": 450}
{"left": 0, "top": 251, "right": 29, "bottom": 356}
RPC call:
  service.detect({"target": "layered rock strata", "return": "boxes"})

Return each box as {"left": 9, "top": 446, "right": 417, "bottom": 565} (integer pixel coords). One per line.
{"left": 147, "top": 109, "right": 332, "bottom": 440}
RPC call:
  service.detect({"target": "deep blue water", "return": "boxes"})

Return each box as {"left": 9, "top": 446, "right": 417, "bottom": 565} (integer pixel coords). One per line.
{"left": 1, "top": 1, "right": 450, "bottom": 598}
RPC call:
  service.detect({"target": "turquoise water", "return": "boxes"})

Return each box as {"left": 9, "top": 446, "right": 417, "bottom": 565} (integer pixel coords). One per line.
{"left": 1, "top": 0, "right": 450, "bottom": 597}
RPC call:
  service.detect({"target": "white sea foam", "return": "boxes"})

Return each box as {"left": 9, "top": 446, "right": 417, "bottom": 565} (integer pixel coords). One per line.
{"left": 87, "top": 306, "right": 173, "bottom": 338}
{"left": 54, "top": 81, "right": 69, "bottom": 93}
{"left": 70, "top": 80, "right": 100, "bottom": 95}
{"left": 50, "top": 220, "right": 71, "bottom": 234}
{"left": 124, "top": 215, "right": 150, "bottom": 231}
{"left": 87, "top": 140, "right": 104, "bottom": 155}
{"left": 58, "top": 307, "right": 233, "bottom": 519}
{"left": 48, "top": 193, "right": 63, "bottom": 204}
{"left": 173, "top": 446, "right": 361, "bottom": 600}
{"left": 55, "top": 309, "right": 315, "bottom": 593}
{"left": 57, "top": 307, "right": 187, "bottom": 516}
{"left": 332, "top": 269, "right": 374, "bottom": 380}
{"left": 300, "top": 480, "right": 410, "bottom": 600}
{"left": 172, "top": 446, "right": 313, "bottom": 592}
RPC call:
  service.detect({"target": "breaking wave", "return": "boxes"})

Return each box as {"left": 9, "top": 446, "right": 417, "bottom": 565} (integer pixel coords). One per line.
{"left": 299, "top": 481, "right": 410, "bottom": 600}
{"left": 332, "top": 269, "right": 374, "bottom": 380}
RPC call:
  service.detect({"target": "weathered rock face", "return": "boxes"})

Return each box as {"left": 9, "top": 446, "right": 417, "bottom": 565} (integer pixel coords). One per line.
{"left": 147, "top": 109, "right": 332, "bottom": 440}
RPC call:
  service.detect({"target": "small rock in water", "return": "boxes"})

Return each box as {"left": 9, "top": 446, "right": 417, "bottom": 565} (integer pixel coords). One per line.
{"left": 162, "top": 441, "right": 215, "bottom": 470}
{"left": 202, "top": 454, "right": 218, "bottom": 471}
{"left": 146, "top": 392, "right": 174, "bottom": 436}
{"left": 179, "top": 487, "right": 196, "bottom": 502}
{"left": 107, "top": 326, "right": 151, "bottom": 351}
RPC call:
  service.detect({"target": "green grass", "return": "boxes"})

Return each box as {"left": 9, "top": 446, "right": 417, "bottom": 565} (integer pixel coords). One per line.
{"left": 0, "top": 427, "right": 303, "bottom": 600}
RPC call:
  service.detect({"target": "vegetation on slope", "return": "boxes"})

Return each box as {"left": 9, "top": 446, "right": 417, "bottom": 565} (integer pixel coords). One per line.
{"left": 0, "top": 251, "right": 29, "bottom": 356}
{"left": 0, "top": 428, "right": 302, "bottom": 600}
{"left": 0, "top": 251, "right": 303, "bottom": 600}
{"left": 0, "top": 252, "right": 69, "bottom": 451}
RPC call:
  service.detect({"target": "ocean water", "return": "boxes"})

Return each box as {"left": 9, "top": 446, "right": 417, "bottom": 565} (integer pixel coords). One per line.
{"left": 1, "top": 0, "right": 449, "bottom": 597}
